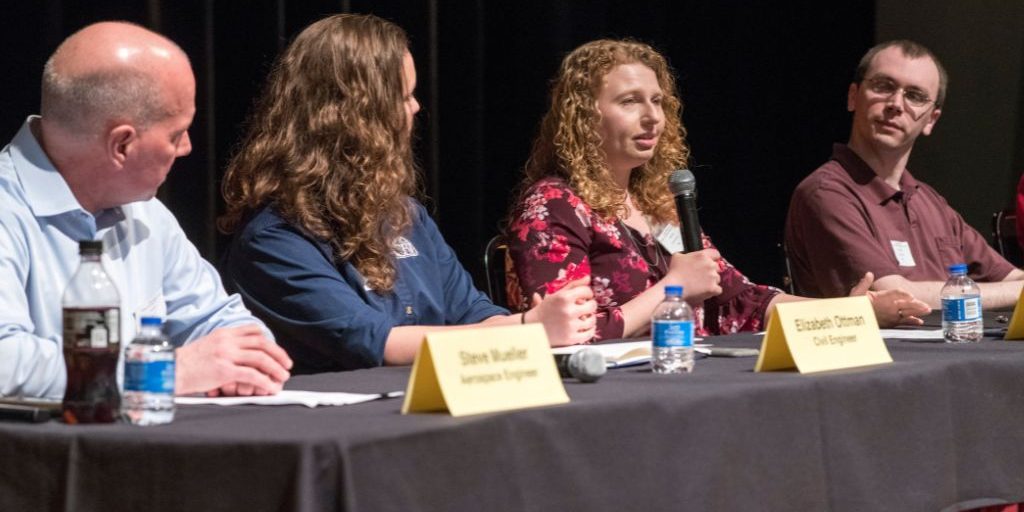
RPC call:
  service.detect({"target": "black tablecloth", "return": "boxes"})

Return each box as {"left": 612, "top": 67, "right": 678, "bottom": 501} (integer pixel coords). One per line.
{"left": 916, "top": 309, "right": 1012, "bottom": 329}
{"left": 2, "top": 334, "right": 1024, "bottom": 512}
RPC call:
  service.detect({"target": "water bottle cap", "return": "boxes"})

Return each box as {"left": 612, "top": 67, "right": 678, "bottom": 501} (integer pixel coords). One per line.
{"left": 78, "top": 240, "right": 103, "bottom": 255}
{"left": 948, "top": 263, "right": 968, "bottom": 275}
{"left": 140, "top": 316, "right": 163, "bottom": 327}
{"left": 665, "top": 285, "right": 683, "bottom": 297}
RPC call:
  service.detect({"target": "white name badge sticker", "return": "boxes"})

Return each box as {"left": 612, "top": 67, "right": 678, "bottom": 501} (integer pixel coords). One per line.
{"left": 654, "top": 223, "right": 685, "bottom": 254}
{"left": 890, "top": 240, "right": 916, "bottom": 267}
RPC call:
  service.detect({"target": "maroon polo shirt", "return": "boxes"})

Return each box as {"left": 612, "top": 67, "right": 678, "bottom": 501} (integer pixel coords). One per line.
{"left": 785, "top": 144, "right": 1014, "bottom": 297}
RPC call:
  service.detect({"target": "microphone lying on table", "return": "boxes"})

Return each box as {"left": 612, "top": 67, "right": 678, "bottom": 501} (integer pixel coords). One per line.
{"left": 553, "top": 347, "right": 606, "bottom": 383}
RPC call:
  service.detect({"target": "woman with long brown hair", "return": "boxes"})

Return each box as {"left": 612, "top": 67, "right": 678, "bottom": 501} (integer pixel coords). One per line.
{"left": 219, "top": 14, "right": 595, "bottom": 373}
{"left": 507, "top": 39, "right": 929, "bottom": 340}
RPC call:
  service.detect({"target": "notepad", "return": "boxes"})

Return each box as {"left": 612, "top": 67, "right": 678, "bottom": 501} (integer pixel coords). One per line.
{"left": 551, "top": 340, "right": 709, "bottom": 368}
{"left": 880, "top": 329, "right": 944, "bottom": 340}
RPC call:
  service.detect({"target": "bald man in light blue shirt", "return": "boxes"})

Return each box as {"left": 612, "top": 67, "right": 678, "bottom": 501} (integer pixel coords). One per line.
{"left": 0, "top": 21, "right": 291, "bottom": 399}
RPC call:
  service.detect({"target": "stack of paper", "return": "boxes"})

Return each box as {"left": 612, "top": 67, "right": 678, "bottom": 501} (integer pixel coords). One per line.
{"left": 175, "top": 390, "right": 403, "bottom": 408}
{"left": 552, "top": 340, "right": 711, "bottom": 368}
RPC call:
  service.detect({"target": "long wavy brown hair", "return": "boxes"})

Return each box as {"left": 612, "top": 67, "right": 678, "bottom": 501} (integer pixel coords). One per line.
{"left": 219, "top": 14, "right": 417, "bottom": 292}
{"left": 519, "top": 39, "right": 689, "bottom": 224}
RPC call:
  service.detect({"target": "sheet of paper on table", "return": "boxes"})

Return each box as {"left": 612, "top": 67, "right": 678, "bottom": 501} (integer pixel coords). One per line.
{"left": 551, "top": 339, "right": 710, "bottom": 368}
{"left": 879, "top": 329, "right": 944, "bottom": 340}
{"left": 175, "top": 390, "right": 404, "bottom": 408}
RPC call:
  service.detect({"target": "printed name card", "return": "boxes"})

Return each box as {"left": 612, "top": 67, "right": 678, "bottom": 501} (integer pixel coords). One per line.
{"left": 754, "top": 296, "right": 892, "bottom": 373}
{"left": 1004, "top": 287, "right": 1024, "bottom": 340}
{"left": 401, "top": 324, "right": 569, "bottom": 416}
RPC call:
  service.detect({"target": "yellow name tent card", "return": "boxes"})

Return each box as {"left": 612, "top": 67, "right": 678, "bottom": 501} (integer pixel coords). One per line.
{"left": 754, "top": 296, "right": 892, "bottom": 373}
{"left": 401, "top": 324, "right": 569, "bottom": 416}
{"left": 1004, "top": 287, "right": 1024, "bottom": 340}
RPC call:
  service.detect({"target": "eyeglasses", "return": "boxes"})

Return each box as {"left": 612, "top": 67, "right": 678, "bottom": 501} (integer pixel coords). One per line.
{"left": 863, "top": 76, "right": 938, "bottom": 109}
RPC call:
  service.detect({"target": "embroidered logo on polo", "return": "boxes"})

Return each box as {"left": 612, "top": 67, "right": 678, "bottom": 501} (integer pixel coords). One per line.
{"left": 392, "top": 237, "right": 419, "bottom": 259}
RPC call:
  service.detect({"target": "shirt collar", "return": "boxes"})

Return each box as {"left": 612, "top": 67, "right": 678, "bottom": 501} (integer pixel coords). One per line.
{"left": 830, "top": 143, "right": 920, "bottom": 204}
{"left": 10, "top": 116, "right": 122, "bottom": 222}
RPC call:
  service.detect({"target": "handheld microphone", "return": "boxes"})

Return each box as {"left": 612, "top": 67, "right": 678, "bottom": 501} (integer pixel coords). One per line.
{"left": 668, "top": 169, "right": 702, "bottom": 253}
{"left": 553, "top": 348, "right": 606, "bottom": 383}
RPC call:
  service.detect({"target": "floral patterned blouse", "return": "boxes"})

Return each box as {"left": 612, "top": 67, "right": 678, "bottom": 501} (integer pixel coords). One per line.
{"left": 506, "top": 177, "right": 780, "bottom": 340}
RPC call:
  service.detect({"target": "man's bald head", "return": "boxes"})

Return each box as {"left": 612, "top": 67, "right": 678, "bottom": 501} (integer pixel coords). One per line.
{"left": 41, "top": 21, "right": 192, "bottom": 136}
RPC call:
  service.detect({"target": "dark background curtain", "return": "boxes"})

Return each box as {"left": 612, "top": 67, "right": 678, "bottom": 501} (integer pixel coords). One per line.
{"left": 2, "top": 1, "right": 1021, "bottom": 293}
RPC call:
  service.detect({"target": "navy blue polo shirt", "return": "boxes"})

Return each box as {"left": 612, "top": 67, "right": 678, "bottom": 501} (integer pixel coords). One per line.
{"left": 222, "top": 202, "right": 508, "bottom": 373}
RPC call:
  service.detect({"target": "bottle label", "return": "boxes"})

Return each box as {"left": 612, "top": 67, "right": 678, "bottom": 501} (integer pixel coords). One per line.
{"left": 124, "top": 360, "right": 175, "bottom": 393}
{"left": 63, "top": 307, "right": 120, "bottom": 349}
{"left": 652, "top": 320, "right": 693, "bottom": 348}
{"left": 941, "top": 297, "right": 981, "bottom": 322}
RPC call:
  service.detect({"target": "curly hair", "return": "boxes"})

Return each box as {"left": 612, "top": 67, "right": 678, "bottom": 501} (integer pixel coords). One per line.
{"left": 219, "top": 14, "right": 417, "bottom": 292}
{"left": 520, "top": 39, "right": 689, "bottom": 224}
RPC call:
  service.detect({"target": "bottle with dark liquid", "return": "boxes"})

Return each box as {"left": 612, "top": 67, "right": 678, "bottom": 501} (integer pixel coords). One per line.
{"left": 62, "top": 240, "right": 122, "bottom": 424}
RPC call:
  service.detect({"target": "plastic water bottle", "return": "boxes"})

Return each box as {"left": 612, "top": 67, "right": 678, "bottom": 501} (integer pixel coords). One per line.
{"left": 652, "top": 285, "right": 695, "bottom": 373}
{"left": 941, "top": 263, "right": 982, "bottom": 343}
{"left": 62, "top": 239, "right": 122, "bottom": 424}
{"left": 123, "top": 317, "right": 176, "bottom": 425}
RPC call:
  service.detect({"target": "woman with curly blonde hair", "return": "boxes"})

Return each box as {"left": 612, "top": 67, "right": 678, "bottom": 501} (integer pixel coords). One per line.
{"left": 507, "top": 39, "right": 929, "bottom": 340}
{"left": 220, "top": 14, "right": 596, "bottom": 373}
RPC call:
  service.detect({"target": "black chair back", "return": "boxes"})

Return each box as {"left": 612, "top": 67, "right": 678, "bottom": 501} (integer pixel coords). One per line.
{"left": 777, "top": 241, "right": 797, "bottom": 295}
{"left": 992, "top": 208, "right": 1023, "bottom": 267}
{"left": 483, "top": 235, "right": 509, "bottom": 308}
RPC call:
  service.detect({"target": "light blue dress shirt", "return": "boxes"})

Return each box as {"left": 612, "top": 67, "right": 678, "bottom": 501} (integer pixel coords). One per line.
{"left": 0, "top": 117, "right": 270, "bottom": 398}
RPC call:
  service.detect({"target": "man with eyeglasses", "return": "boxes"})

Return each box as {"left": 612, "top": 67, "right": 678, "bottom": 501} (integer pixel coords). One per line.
{"left": 785, "top": 40, "right": 1024, "bottom": 309}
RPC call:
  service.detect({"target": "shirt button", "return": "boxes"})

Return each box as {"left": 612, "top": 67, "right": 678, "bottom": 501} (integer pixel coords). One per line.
{"left": 405, "top": 306, "right": 413, "bottom": 316}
